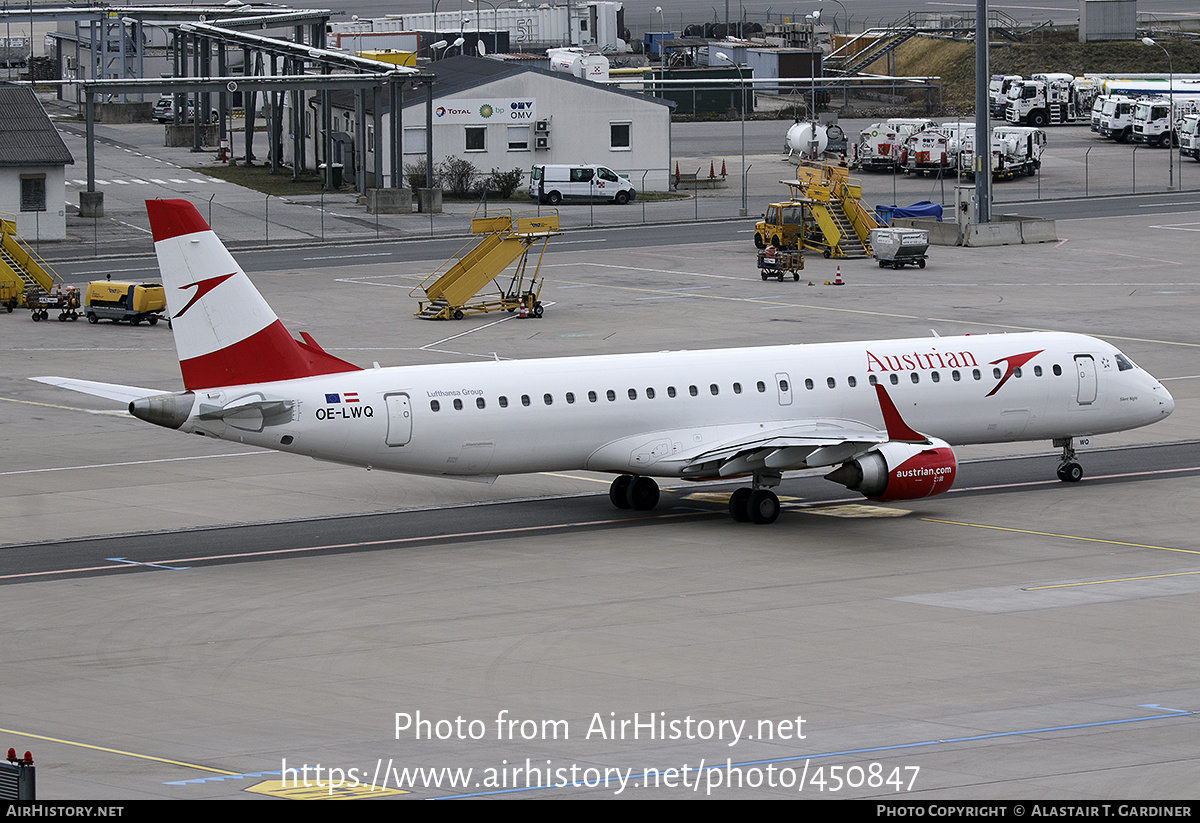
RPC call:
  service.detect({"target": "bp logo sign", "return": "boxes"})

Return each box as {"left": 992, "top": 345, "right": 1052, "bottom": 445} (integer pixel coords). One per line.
{"left": 479, "top": 104, "right": 495, "bottom": 119}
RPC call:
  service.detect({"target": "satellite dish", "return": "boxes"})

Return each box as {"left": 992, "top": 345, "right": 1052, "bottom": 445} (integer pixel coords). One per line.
{"left": 477, "top": 40, "right": 487, "bottom": 56}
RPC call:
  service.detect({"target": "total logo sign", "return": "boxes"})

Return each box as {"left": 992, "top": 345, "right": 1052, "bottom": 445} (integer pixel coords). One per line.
{"left": 434, "top": 98, "right": 537, "bottom": 124}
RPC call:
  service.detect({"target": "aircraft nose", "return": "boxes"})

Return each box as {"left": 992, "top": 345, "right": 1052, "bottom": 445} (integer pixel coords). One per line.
{"left": 1155, "top": 381, "right": 1175, "bottom": 419}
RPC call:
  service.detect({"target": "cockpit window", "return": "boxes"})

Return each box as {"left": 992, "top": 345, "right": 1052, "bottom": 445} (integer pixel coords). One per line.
{"left": 1115, "top": 354, "right": 1136, "bottom": 372}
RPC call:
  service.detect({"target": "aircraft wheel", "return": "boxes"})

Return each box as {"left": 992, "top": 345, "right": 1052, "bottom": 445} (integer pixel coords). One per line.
{"left": 609, "top": 475, "right": 633, "bottom": 509}
{"left": 625, "top": 476, "right": 660, "bottom": 511}
{"left": 729, "top": 488, "right": 752, "bottom": 522}
{"left": 1057, "top": 463, "right": 1083, "bottom": 483}
{"left": 748, "top": 490, "right": 780, "bottom": 524}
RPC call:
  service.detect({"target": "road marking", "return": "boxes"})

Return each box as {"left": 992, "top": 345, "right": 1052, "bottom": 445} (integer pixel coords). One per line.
{"left": 0, "top": 510, "right": 717, "bottom": 582}
{"left": 922, "top": 518, "right": 1200, "bottom": 556}
{"left": 0, "top": 726, "right": 238, "bottom": 776}
{"left": 0, "top": 451, "right": 267, "bottom": 477}
{"left": 1024, "top": 569, "right": 1200, "bottom": 591}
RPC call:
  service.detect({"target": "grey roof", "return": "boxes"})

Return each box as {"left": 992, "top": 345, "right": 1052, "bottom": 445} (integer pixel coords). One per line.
{"left": 0, "top": 84, "right": 74, "bottom": 167}
{"left": 400, "top": 55, "right": 674, "bottom": 111}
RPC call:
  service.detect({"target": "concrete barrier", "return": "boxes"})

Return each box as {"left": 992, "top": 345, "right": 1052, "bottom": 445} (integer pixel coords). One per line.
{"left": 892, "top": 216, "right": 960, "bottom": 246}
{"left": 892, "top": 214, "right": 1056, "bottom": 246}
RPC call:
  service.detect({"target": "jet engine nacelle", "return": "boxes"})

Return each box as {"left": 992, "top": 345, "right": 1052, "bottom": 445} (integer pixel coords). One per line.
{"left": 824, "top": 438, "right": 957, "bottom": 501}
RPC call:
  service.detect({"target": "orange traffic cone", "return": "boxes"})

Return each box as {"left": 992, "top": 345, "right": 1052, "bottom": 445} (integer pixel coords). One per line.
{"left": 720, "top": 159, "right": 727, "bottom": 178}
{"left": 834, "top": 266, "right": 844, "bottom": 286}
{"left": 674, "top": 161, "right": 680, "bottom": 183}
{"left": 709, "top": 160, "right": 716, "bottom": 179}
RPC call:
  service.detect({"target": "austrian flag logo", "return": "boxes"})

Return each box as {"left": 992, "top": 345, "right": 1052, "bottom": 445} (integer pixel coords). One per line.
{"left": 325, "top": 392, "right": 360, "bottom": 404}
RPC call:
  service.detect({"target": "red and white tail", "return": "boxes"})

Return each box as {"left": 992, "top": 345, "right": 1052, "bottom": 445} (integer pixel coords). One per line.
{"left": 146, "top": 199, "right": 360, "bottom": 390}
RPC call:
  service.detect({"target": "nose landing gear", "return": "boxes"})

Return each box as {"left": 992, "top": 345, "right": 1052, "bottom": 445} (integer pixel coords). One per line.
{"left": 1054, "top": 437, "right": 1084, "bottom": 483}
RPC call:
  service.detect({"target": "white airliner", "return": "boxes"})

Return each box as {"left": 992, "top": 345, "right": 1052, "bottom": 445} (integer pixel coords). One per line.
{"left": 37, "top": 199, "right": 1175, "bottom": 524}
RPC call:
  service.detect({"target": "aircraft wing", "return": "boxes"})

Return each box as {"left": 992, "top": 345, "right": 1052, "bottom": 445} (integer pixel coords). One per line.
{"left": 588, "top": 417, "right": 897, "bottom": 478}
{"left": 590, "top": 386, "right": 936, "bottom": 479}
{"left": 30, "top": 376, "right": 170, "bottom": 404}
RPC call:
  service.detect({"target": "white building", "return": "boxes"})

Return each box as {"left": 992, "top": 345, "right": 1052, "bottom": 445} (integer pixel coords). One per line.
{"left": 287, "top": 55, "right": 673, "bottom": 194}
{"left": 0, "top": 85, "right": 73, "bottom": 240}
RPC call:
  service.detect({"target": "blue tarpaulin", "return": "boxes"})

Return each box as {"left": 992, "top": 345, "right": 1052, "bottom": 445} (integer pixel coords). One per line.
{"left": 875, "top": 201, "right": 944, "bottom": 224}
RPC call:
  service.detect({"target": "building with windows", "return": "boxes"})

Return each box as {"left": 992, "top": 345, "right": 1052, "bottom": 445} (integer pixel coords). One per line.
{"left": 287, "top": 55, "right": 672, "bottom": 194}
{"left": 0, "top": 84, "right": 73, "bottom": 240}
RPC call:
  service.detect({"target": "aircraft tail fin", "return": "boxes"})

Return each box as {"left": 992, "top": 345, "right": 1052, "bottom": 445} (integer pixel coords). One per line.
{"left": 146, "top": 199, "right": 361, "bottom": 391}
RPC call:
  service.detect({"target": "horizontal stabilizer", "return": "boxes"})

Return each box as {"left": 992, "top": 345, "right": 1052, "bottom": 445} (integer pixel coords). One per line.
{"left": 31, "top": 376, "right": 169, "bottom": 404}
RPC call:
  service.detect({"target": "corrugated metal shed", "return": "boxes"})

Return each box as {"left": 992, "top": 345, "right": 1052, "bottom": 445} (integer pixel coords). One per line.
{"left": 0, "top": 84, "right": 74, "bottom": 167}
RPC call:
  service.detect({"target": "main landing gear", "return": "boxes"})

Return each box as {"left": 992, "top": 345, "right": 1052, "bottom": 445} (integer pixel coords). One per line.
{"left": 609, "top": 474, "right": 660, "bottom": 511}
{"left": 1053, "top": 437, "right": 1084, "bottom": 483}
{"left": 728, "top": 470, "right": 782, "bottom": 524}
{"left": 608, "top": 470, "right": 783, "bottom": 524}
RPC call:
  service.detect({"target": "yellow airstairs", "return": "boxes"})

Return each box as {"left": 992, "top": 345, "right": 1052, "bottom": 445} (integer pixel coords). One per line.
{"left": 784, "top": 163, "right": 881, "bottom": 259}
{"left": 0, "top": 218, "right": 65, "bottom": 312}
{"left": 411, "top": 209, "right": 561, "bottom": 320}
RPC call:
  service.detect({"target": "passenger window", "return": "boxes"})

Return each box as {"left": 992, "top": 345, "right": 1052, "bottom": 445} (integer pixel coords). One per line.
{"left": 588, "top": 391, "right": 598, "bottom": 402}
{"left": 710, "top": 384, "right": 719, "bottom": 396}
{"left": 757, "top": 381, "right": 766, "bottom": 393}
{"left": 476, "top": 397, "right": 486, "bottom": 409}
{"left": 931, "top": 371, "right": 940, "bottom": 383}
{"left": 827, "top": 377, "right": 836, "bottom": 389}
{"left": 973, "top": 369, "right": 981, "bottom": 380}
{"left": 689, "top": 385, "right": 698, "bottom": 397}
{"left": 1013, "top": 367, "right": 1022, "bottom": 378}
{"left": 993, "top": 367, "right": 1002, "bottom": 379}
{"left": 952, "top": 371, "right": 960, "bottom": 381}
{"left": 521, "top": 395, "right": 531, "bottom": 407}
{"left": 667, "top": 386, "right": 677, "bottom": 398}
{"left": 779, "top": 379, "right": 789, "bottom": 392}
{"left": 544, "top": 393, "right": 553, "bottom": 405}
{"left": 499, "top": 396, "right": 508, "bottom": 408}
{"left": 889, "top": 374, "right": 899, "bottom": 385}
{"left": 805, "top": 378, "right": 814, "bottom": 390}
{"left": 628, "top": 388, "right": 637, "bottom": 400}
{"left": 1034, "top": 366, "right": 1042, "bottom": 377}
{"left": 566, "top": 392, "right": 575, "bottom": 404}
{"left": 910, "top": 373, "right": 919, "bottom": 384}
{"left": 733, "top": 383, "right": 742, "bottom": 394}
{"left": 607, "top": 389, "right": 616, "bottom": 401}
{"left": 1053, "top": 365, "right": 1062, "bottom": 376}
{"left": 847, "top": 376, "right": 856, "bottom": 387}
{"left": 646, "top": 388, "right": 656, "bottom": 399}
{"left": 454, "top": 398, "right": 463, "bottom": 410}
{"left": 430, "top": 400, "right": 440, "bottom": 412}
{"left": 868, "top": 375, "right": 877, "bottom": 386}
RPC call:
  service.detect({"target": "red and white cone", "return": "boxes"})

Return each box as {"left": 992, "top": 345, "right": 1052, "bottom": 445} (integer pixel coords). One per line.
{"left": 833, "top": 266, "right": 844, "bottom": 286}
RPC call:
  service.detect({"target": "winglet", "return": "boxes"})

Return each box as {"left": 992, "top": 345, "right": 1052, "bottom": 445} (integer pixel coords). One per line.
{"left": 874, "top": 384, "right": 927, "bottom": 443}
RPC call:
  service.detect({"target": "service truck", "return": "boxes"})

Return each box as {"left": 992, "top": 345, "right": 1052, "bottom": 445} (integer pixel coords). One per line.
{"left": 959, "top": 126, "right": 1046, "bottom": 180}
{"left": 1130, "top": 96, "right": 1200, "bottom": 147}
{"left": 1005, "top": 74, "right": 1099, "bottom": 127}
{"left": 1180, "top": 113, "right": 1200, "bottom": 159}
{"left": 851, "top": 118, "right": 937, "bottom": 171}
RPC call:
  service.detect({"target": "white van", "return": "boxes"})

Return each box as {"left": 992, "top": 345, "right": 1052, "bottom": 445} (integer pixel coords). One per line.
{"left": 529, "top": 164, "right": 636, "bottom": 205}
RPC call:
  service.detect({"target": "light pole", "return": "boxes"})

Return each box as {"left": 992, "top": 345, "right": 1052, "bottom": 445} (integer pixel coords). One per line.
{"left": 716, "top": 51, "right": 747, "bottom": 216}
{"left": 654, "top": 6, "right": 665, "bottom": 91}
{"left": 1143, "top": 36, "right": 1174, "bottom": 190}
